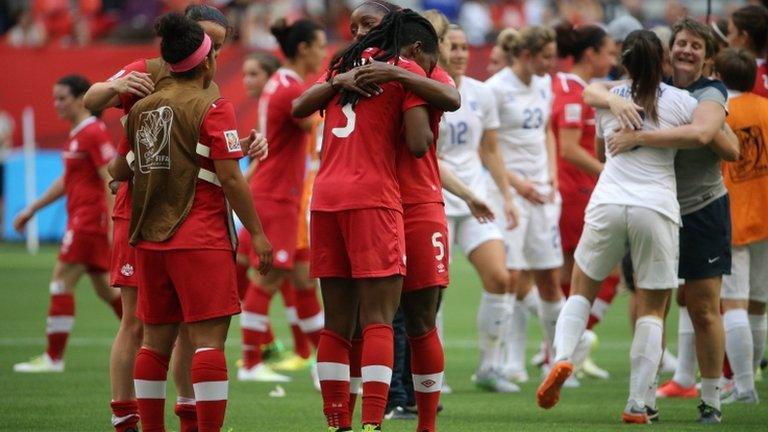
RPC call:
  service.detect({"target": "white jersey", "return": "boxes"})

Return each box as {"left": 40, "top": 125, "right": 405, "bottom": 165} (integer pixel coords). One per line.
{"left": 438, "top": 77, "right": 500, "bottom": 216}
{"left": 486, "top": 68, "right": 553, "bottom": 185}
{"left": 592, "top": 82, "right": 698, "bottom": 225}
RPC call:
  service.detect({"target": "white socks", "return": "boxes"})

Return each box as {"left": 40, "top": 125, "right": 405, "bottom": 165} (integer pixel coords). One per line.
{"left": 504, "top": 297, "right": 529, "bottom": 373}
{"left": 553, "top": 295, "right": 590, "bottom": 363}
{"left": 723, "top": 309, "right": 755, "bottom": 395}
{"left": 477, "top": 292, "right": 510, "bottom": 372}
{"left": 672, "top": 307, "right": 697, "bottom": 388}
{"left": 749, "top": 313, "right": 767, "bottom": 373}
{"left": 701, "top": 378, "right": 721, "bottom": 410}
{"left": 539, "top": 297, "right": 565, "bottom": 355}
{"left": 629, "top": 316, "right": 663, "bottom": 408}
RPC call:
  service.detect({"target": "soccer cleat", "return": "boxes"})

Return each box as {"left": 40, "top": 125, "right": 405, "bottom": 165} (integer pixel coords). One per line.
{"left": 328, "top": 428, "right": 352, "bottom": 432}
{"left": 261, "top": 340, "right": 286, "bottom": 364}
{"left": 563, "top": 373, "right": 581, "bottom": 388}
{"left": 719, "top": 379, "right": 736, "bottom": 402}
{"left": 722, "top": 388, "right": 759, "bottom": 404}
{"left": 697, "top": 401, "right": 722, "bottom": 424}
{"left": 656, "top": 379, "right": 697, "bottom": 399}
{"left": 473, "top": 369, "right": 521, "bottom": 393}
{"left": 646, "top": 406, "right": 660, "bottom": 423}
{"left": 501, "top": 368, "right": 530, "bottom": 384}
{"left": 581, "top": 357, "right": 610, "bottom": 380}
{"left": 271, "top": 352, "right": 311, "bottom": 372}
{"left": 441, "top": 381, "right": 453, "bottom": 394}
{"left": 621, "top": 400, "right": 651, "bottom": 424}
{"left": 530, "top": 343, "right": 547, "bottom": 368}
{"left": 361, "top": 424, "right": 382, "bottom": 431}
{"left": 237, "top": 363, "right": 291, "bottom": 382}
{"left": 385, "top": 405, "right": 417, "bottom": 420}
{"left": 13, "top": 354, "right": 64, "bottom": 373}
{"left": 536, "top": 360, "right": 573, "bottom": 409}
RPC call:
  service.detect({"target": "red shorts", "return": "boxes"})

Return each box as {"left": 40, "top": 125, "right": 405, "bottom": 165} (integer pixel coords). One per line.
{"left": 310, "top": 208, "right": 406, "bottom": 279}
{"left": 403, "top": 203, "right": 450, "bottom": 291}
{"left": 251, "top": 199, "right": 299, "bottom": 270}
{"left": 135, "top": 248, "right": 240, "bottom": 324}
{"left": 236, "top": 227, "right": 251, "bottom": 258}
{"left": 560, "top": 198, "right": 588, "bottom": 253}
{"left": 110, "top": 218, "right": 137, "bottom": 288}
{"left": 59, "top": 228, "right": 110, "bottom": 272}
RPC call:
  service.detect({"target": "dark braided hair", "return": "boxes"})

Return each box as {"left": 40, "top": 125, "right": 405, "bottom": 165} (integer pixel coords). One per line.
{"left": 328, "top": 9, "right": 438, "bottom": 107}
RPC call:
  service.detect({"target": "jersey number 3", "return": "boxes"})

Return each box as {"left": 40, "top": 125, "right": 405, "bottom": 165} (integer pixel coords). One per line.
{"left": 332, "top": 104, "right": 357, "bottom": 138}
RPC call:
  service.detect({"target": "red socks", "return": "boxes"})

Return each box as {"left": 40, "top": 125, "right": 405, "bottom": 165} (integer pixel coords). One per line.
{"left": 46, "top": 287, "right": 75, "bottom": 361}
{"left": 317, "top": 330, "right": 352, "bottom": 429}
{"left": 174, "top": 400, "right": 197, "bottom": 432}
{"left": 295, "top": 286, "right": 324, "bottom": 348}
{"left": 134, "top": 347, "right": 169, "bottom": 432}
{"left": 240, "top": 283, "right": 272, "bottom": 368}
{"left": 587, "top": 275, "right": 618, "bottom": 330}
{"left": 348, "top": 338, "right": 363, "bottom": 417}
{"left": 409, "top": 328, "right": 444, "bottom": 432}
{"left": 361, "top": 324, "right": 394, "bottom": 427}
{"left": 111, "top": 400, "right": 139, "bottom": 432}
{"left": 280, "top": 280, "right": 312, "bottom": 358}
{"left": 191, "top": 348, "right": 229, "bottom": 432}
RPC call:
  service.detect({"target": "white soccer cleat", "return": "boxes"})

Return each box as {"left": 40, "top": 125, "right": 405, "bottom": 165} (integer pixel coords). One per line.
{"left": 581, "top": 357, "right": 610, "bottom": 380}
{"left": 473, "top": 369, "right": 521, "bottom": 393}
{"left": 237, "top": 363, "right": 291, "bottom": 382}
{"left": 13, "top": 354, "right": 64, "bottom": 373}
{"left": 500, "top": 367, "right": 530, "bottom": 384}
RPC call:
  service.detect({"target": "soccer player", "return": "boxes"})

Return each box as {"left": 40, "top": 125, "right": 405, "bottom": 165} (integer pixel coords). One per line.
{"left": 485, "top": 26, "right": 568, "bottom": 377}
{"left": 487, "top": 28, "right": 517, "bottom": 77}
{"left": 537, "top": 29, "right": 698, "bottom": 423}
{"left": 437, "top": 24, "right": 518, "bottom": 393}
{"left": 307, "top": 9, "right": 438, "bottom": 431}
{"left": 110, "top": 12, "right": 272, "bottom": 432}
{"left": 715, "top": 48, "right": 766, "bottom": 404}
{"left": 237, "top": 18, "right": 328, "bottom": 383}
{"left": 13, "top": 75, "right": 121, "bottom": 374}
{"left": 726, "top": 4, "right": 768, "bottom": 97}
{"left": 551, "top": 22, "right": 617, "bottom": 380}
{"left": 584, "top": 19, "right": 740, "bottom": 422}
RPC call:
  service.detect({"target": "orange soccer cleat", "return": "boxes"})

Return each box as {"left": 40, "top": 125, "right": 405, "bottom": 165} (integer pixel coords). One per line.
{"left": 536, "top": 361, "right": 573, "bottom": 409}
{"left": 655, "top": 379, "right": 698, "bottom": 399}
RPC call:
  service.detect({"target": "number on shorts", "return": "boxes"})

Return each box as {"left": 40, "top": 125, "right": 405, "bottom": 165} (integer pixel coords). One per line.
{"left": 332, "top": 103, "right": 357, "bottom": 138}
{"left": 432, "top": 232, "right": 445, "bottom": 261}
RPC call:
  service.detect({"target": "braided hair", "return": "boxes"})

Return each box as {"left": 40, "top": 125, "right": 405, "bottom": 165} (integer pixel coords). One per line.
{"left": 328, "top": 9, "right": 438, "bottom": 107}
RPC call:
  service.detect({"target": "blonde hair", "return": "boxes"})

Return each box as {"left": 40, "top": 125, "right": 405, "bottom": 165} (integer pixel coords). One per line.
{"left": 498, "top": 26, "right": 555, "bottom": 59}
{"left": 423, "top": 9, "right": 450, "bottom": 41}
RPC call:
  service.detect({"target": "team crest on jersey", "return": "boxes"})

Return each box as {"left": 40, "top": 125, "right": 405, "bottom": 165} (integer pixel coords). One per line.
{"left": 224, "top": 130, "right": 241, "bottom": 153}
{"left": 276, "top": 249, "right": 289, "bottom": 263}
{"left": 120, "top": 264, "right": 135, "bottom": 277}
{"left": 136, "top": 106, "right": 173, "bottom": 173}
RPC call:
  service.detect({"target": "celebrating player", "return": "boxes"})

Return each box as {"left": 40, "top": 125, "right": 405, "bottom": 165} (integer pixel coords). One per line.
{"left": 726, "top": 4, "right": 768, "bottom": 97}
{"left": 13, "top": 75, "right": 121, "bottom": 374}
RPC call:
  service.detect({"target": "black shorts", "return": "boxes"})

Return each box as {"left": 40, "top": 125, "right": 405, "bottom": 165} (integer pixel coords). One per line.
{"left": 679, "top": 194, "right": 732, "bottom": 280}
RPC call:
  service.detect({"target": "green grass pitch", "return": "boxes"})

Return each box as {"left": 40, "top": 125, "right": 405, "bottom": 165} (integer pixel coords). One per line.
{"left": 1, "top": 243, "right": 766, "bottom": 431}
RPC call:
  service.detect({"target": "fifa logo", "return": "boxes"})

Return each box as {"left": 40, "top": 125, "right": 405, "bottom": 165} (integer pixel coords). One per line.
{"left": 136, "top": 106, "right": 173, "bottom": 173}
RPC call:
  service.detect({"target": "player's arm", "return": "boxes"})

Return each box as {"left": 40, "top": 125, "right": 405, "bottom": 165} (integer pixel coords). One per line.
{"left": 354, "top": 61, "right": 461, "bottom": 112}
{"left": 214, "top": 158, "right": 272, "bottom": 275}
{"left": 292, "top": 70, "right": 377, "bottom": 118}
{"left": 583, "top": 81, "right": 643, "bottom": 130}
{"left": 595, "top": 137, "right": 607, "bottom": 163}
{"left": 479, "top": 129, "right": 517, "bottom": 228}
{"left": 708, "top": 123, "right": 740, "bottom": 162}
{"left": 84, "top": 71, "right": 154, "bottom": 112}
{"left": 97, "top": 165, "right": 115, "bottom": 242}
{"left": 108, "top": 153, "right": 132, "bottom": 181}
{"left": 546, "top": 123, "right": 558, "bottom": 199}
{"left": 13, "top": 176, "right": 65, "bottom": 232}
{"left": 437, "top": 161, "right": 494, "bottom": 223}
{"left": 403, "top": 106, "right": 433, "bottom": 158}
{"left": 559, "top": 127, "right": 603, "bottom": 176}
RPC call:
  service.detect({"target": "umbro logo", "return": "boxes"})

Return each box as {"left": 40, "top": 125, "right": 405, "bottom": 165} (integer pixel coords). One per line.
{"left": 421, "top": 379, "right": 436, "bottom": 388}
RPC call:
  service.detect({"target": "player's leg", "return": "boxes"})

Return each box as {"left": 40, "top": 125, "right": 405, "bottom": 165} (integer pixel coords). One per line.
{"left": 658, "top": 287, "right": 699, "bottom": 398}
{"left": 171, "top": 325, "right": 197, "bottom": 432}
{"left": 292, "top": 259, "right": 324, "bottom": 349}
{"left": 747, "top": 241, "right": 768, "bottom": 384}
{"left": 14, "top": 259, "right": 86, "bottom": 372}
{"left": 505, "top": 274, "right": 535, "bottom": 383}
{"left": 279, "top": 276, "right": 312, "bottom": 361}
{"left": 135, "top": 323, "right": 179, "bottom": 432}
{"left": 109, "top": 287, "right": 142, "bottom": 432}
{"left": 87, "top": 271, "right": 122, "bottom": 317}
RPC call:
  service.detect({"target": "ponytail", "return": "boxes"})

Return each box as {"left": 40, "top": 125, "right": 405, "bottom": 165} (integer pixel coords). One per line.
{"left": 622, "top": 30, "right": 663, "bottom": 123}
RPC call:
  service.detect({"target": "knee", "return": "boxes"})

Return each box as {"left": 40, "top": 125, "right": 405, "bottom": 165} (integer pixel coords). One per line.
{"left": 404, "top": 312, "right": 435, "bottom": 338}
{"left": 688, "top": 305, "right": 720, "bottom": 330}
{"left": 485, "top": 270, "right": 510, "bottom": 294}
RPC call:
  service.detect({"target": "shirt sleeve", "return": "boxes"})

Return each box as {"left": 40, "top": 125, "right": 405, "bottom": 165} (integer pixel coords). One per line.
{"left": 479, "top": 83, "right": 500, "bottom": 130}
{"left": 84, "top": 124, "right": 116, "bottom": 168}
{"left": 109, "top": 59, "right": 148, "bottom": 111}
{"left": 695, "top": 85, "right": 728, "bottom": 113}
{"left": 680, "top": 93, "right": 699, "bottom": 125}
{"left": 553, "top": 91, "right": 585, "bottom": 129}
{"left": 595, "top": 110, "right": 605, "bottom": 139}
{"left": 200, "top": 99, "right": 244, "bottom": 160}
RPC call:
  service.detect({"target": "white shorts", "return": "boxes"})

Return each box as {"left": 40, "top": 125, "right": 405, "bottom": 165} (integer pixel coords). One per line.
{"left": 722, "top": 240, "right": 768, "bottom": 302}
{"left": 575, "top": 204, "right": 679, "bottom": 290}
{"left": 490, "top": 187, "right": 563, "bottom": 270}
{"left": 447, "top": 214, "right": 504, "bottom": 257}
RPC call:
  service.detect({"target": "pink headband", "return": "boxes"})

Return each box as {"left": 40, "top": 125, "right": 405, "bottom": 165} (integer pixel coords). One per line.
{"left": 170, "top": 33, "right": 212, "bottom": 73}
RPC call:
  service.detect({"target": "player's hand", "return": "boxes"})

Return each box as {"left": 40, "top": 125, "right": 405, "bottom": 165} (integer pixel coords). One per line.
{"left": 608, "top": 93, "right": 643, "bottom": 130}
{"left": 607, "top": 128, "right": 641, "bottom": 156}
{"left": 467, "top": 196, "right": 495, "bottom": 224}
{"left": 243, "top": 130, "right": 269, "bottom": 161}
{"left": 503, "top": 199, "right": 519, "bottom": 230}
{"left": 111, "top": 71, "right": 154, "bottom": 98}
{"left": 548, "top": 178, "right": 558, "bottom": 203}
{"left": 514, "top": 179, "right": 546, "bottom": 205}
{"left": 332, "top": 70, "right": 381, "bottom": 98}
{"left": 354, "top": 61, "right": 402, "bottom": 89}
{"left": 251, "top": 232, "right": 273, "bottom": 275}
{"left": 13, "top": 207, "right": 34, "bottom": 233}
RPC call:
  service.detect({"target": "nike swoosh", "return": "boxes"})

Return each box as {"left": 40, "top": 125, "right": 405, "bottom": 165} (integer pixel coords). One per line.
{"left": 708, "top": 257, "right": 720, "bottom": 264}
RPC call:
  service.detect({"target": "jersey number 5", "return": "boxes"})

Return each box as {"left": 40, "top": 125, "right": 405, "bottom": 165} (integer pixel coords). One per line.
{"left": 332, "top": 104, "right": 357, "bottom": 138}
{"left": 432, "top": 232, "right": 445, "bottom": 261}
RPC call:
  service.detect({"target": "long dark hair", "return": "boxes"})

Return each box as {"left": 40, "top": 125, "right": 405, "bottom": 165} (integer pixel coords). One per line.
{"left": 554, "top": 22, "right": 607, "bottom": 61}
{"left": 270, "top": 18, "right": 322, "bottom": 60}
{"left": 622, "top": 30, "right": 663, "bottom": 123}
{"left": 327, "top": 9, "right": 438, "bottom": 107}
{"left": 155, "top": 13, "right": 210, "bottom": 79}
{"left": 731, "top": 5, "right": 768, "bottom": 55}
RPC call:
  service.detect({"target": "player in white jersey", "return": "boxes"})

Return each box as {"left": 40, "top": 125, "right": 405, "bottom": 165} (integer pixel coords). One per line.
{"left": 485, "top": 26, "right": 567, "bottom": 371}
{"left": 537, "top": 30, "right": 699, "bottom": 424}
{"left": 438, "top": 25, "right": 518, "bottom": 393}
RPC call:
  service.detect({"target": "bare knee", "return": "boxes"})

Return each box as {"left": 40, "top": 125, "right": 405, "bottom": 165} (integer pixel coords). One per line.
{"left": 483, "top": 269, "right": 509, "bottom": 295}
{"left": 688, "top": 305, "right": 720, "bottom": 331}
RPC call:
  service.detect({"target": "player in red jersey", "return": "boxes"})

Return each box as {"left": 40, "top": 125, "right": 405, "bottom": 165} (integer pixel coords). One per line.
{"left": 13, "top": 75, "right": 120, "bottom": 375}
{"left": 110, "top": 13, "right": 272, "bottom": 432}
{"left": 551, "top": 23, "right": 618, "bottom": 380}
{"left": 84, "top": 6, "right": 266, "bottom": 431}
{"left": 726, "top": 4, "right": 768, "bottom": 97}
{"left": 298, "top": 9, "right": 440, "bottom": 431}
{"left": 237, "top": 18, "right": 328, "bottom": 384}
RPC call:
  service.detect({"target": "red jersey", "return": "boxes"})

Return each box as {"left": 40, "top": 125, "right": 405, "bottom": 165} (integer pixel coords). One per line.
{"left": 753, "top": 59, "right": 768, "bottom": 98}
{"left": 312, "top": 57, "right": 428, "bottom": 212}
{"left": 138, "top": 99, "right": 243, "bottom": 251}
{"left": 397, "top": 66, "right": 454, "bottom": 205}
{"left": 551, "top": 73, "right": 598, "bottom": 199}
{"left": 63, "top": 117, "right": 115, "bottom": 234}
{"left": 251, "top": 68, "right": 308, "bottom": 204}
